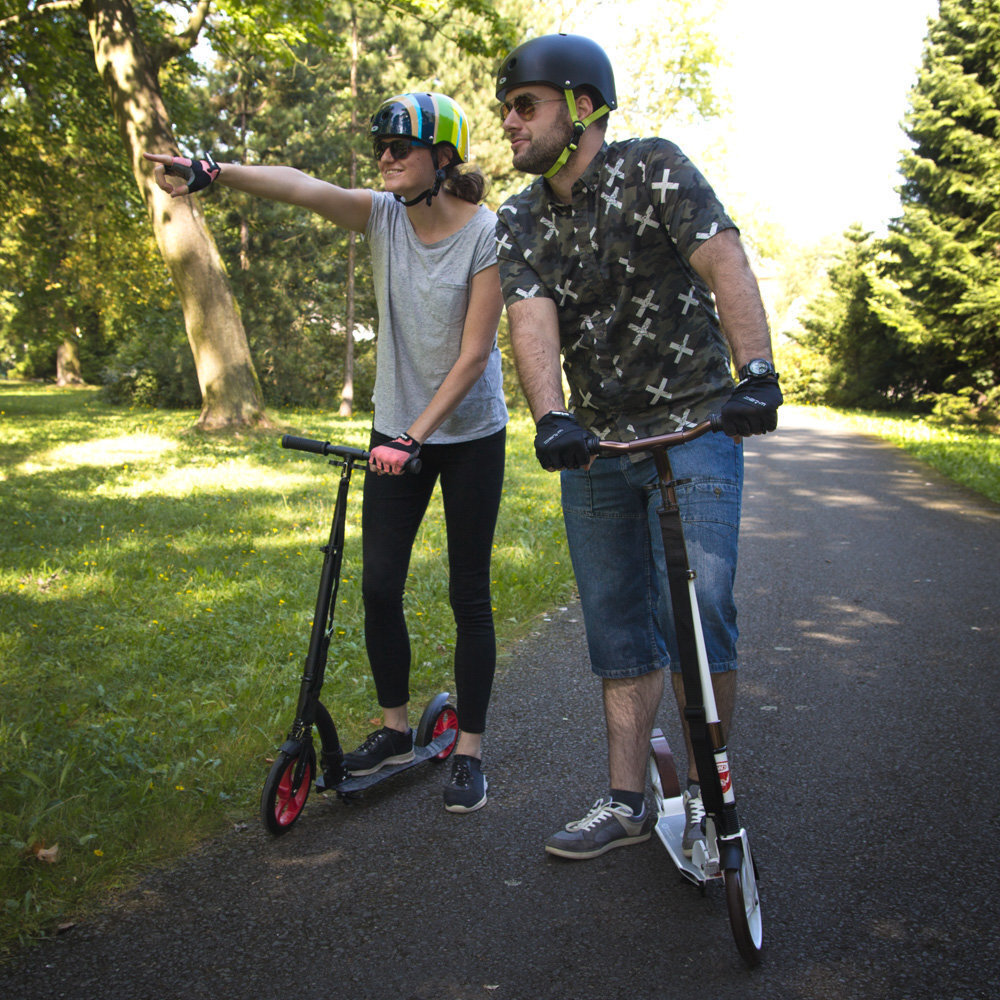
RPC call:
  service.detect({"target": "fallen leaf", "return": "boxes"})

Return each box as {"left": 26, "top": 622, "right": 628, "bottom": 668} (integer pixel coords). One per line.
{"left": 33, "top": 843, "right": 60, "bottom": 864}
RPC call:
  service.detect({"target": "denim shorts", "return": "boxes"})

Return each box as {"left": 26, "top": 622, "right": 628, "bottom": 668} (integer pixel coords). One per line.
{"left": 561, "top": 431, "right": 743, "bottom": 679}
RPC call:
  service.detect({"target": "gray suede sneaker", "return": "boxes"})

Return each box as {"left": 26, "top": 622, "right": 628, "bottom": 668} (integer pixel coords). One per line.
{"left": 544, "top": 797, "right": 653, "bottom": 860}
{"left": 682, "top": 785, "right": 707, "bottom": 857}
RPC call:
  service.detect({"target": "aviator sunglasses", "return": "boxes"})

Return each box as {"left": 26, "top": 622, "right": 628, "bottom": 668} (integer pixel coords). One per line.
{"left": 372, "top": 136, "right": 431, "bottom": 161}
{"left": 498, "top": 94, "right": 564, "bottom": 123}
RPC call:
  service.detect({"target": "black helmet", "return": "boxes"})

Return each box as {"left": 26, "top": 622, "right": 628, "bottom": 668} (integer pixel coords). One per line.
{"left": 495, "top": 33, "right": 617, "bottom": 111}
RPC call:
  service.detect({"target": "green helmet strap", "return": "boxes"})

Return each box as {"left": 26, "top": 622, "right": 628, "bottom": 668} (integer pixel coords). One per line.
{"left": 543, "top": 89, "right": 610, "bottom": 179}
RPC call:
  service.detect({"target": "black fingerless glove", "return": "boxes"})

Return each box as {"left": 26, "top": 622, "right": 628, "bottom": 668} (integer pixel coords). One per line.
{"left": 164, "top": 153, "right": 221, "bottom": 193}
{"left": 720, "top": 375, "right": 783, "bottom": 437}
{"left": 534, "top": 411, "right": 598, "bottom": 470}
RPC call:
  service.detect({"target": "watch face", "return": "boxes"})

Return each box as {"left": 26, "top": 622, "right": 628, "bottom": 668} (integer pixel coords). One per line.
{"left": 747, "top": 359, "right": 772, "bottom": 376}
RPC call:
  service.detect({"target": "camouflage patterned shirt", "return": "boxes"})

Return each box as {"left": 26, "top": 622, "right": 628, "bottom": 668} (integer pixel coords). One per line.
{"left": 496, "top": 138, "right": 738, "bottom": 441}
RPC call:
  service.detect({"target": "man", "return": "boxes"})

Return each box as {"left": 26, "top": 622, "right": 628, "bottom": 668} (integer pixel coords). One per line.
{"left": 494, "top": 34, "right": 781, "bottom": 859}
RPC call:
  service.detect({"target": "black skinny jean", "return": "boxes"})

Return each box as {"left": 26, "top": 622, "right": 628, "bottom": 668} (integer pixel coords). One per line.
{"left": 361, "top": 427, "right": 506, "bottom": 735}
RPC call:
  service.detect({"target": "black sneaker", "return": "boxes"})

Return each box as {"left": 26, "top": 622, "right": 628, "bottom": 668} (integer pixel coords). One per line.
{"left": 344, "top": 727, "right": 414, "bottom": 776}
{"left": 544, "top": 797, "right": 653, "bottom": 859}
{"left": 443, "top": 754, "right": 488, "bottom": 813}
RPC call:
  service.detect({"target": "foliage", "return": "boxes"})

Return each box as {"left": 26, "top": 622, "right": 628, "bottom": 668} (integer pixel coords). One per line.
{"left": 0, "top": 4, "right": 179, "bottom": 383}
{"left": 884, "top": 0, "right": 1000, "bottom": 403}
{"left": 793, "top": 225, "right": 922, "bottom": 409}
{"left": 0, "top": 383, "right": 574, "bottom": 949}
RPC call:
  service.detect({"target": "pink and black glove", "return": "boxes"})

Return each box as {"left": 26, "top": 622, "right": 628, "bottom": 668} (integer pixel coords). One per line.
{"left": 162, "top": 153, "right": 222, "bottom": 194}
{"left": 369, "top": 434, "right": 421, "bottom": 475}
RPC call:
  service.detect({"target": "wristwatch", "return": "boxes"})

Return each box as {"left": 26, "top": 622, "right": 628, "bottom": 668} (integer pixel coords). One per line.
{"left": 738, "top": 358, "right": 777, "bottom": 380}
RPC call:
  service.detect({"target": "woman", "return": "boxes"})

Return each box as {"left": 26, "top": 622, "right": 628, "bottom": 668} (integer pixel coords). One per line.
{"left": 145, "top": 91, "right": 507, "bottom": 813}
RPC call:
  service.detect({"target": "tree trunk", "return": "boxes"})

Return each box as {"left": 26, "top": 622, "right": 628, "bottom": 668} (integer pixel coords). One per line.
{"left": 339, "top": 7, "right": 360, "bottom": 419}
{"left": 56, "top": 338, "right": 86, "bottom": 386}
{"left": 83, "top": 0, "right": 270, "bottom": 431}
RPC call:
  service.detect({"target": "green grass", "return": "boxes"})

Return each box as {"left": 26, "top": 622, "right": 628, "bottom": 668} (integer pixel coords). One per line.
{"left": 803, "top": 404, "right": 1000, "bottom": 504}
{"left": 0, "top": 383, "right": 574, "bottom": 950}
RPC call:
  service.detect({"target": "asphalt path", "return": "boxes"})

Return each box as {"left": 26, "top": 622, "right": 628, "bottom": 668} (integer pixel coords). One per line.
{"left": 3, "top": 408, "right": 999, "bottom": 1000}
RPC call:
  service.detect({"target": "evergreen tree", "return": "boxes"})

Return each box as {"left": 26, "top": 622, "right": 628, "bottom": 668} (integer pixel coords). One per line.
{"left": 886, "top": 0, "right": 1000, "bottom": 409}
{"left": 797, "top": 225, "right": 919, "bottom": 408}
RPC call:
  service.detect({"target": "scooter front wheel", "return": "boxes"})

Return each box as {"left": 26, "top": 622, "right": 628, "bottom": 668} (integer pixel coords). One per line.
{"left": 261, "top": 746, "right": 315, "bottom": 835}
{"left": 724, "top": 841, "right": 763, "bottom": 967}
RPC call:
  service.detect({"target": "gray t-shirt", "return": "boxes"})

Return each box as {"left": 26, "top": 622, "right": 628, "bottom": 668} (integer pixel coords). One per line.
{"left": 366, "top": 191, "right": 508, "bottom": 444}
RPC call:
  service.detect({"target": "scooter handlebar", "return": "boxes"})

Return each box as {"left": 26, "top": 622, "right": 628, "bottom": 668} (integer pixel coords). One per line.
{"left": 281, "top": 434, "right": 422, "bottom": 474}
{"left": 587, "top": 414, "right": 723, "bottom": 456}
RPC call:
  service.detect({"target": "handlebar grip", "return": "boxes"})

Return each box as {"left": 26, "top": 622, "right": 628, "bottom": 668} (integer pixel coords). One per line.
{"left": 709, "top": 413, "right": 723, "bottom": 433}
{"left": 404, "top": 457, "right": 422, "bottom": 475}
{"left": 281, "top": 434, "right": 330, "bottom": 454}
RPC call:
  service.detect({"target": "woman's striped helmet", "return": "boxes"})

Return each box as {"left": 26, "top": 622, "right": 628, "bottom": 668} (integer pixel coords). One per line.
{"left": 369, "top": 92, "right": 471, "bottom": 163}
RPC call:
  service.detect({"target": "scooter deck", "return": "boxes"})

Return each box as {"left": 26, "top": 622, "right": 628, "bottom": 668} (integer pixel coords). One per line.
{"left": 317, "top": 730, "right": 457, "bottom": 796}
{"left": 653, "top": 795, "right": 721, "bottom": 887}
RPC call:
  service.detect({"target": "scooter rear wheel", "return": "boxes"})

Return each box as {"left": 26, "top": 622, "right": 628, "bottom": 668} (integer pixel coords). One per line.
{"left": 415, "top": 693, "right": 458, "bottom": 760}
{"left": 261, "top": 747, "right": 315, "bottom": 835}
{"left": 725, "top": 843, "right": 763, "bottom": 967}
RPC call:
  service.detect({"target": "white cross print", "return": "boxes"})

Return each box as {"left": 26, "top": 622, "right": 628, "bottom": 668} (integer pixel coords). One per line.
{"left": 577, "top": 390, "right": 594, "bottom": 409}
{"left": 697, "top": 222, "right": 720, "bottom": 241}
{"left": 612, "top": 355, "right": 623, "bottom": 377}
{"left": 631, "top": 289, "right": 659, "bottom": 318}
{"left": 633, "top": 206, "right": 660, "bottom": 236}
{"left": 605, "top": 158, "right": 625, "bottom": 187}
{"left": 541, "top": 216, "right": 558, "bottom": 241}
{"left": 618, "top": 256, "right": 635, "bottom": 274}
{"left": 629, "top": 318, "right": 655, "bottom": 346}
{"left": 651, "top": 168, "right": 680, "bottom": 203}
{"left": 668, "top": 334, "right": 694, "bottom": 363}
{"left": 495, "top": 233, "right": 513, "bottom": 254}
{"left": 555, "top": 280, "right": 579, "bottom": 306}
{"left": 515, "top": 284, "right": 540, "bottom": 299}
{"left": 670, "top": 408, "right": 697, "bottom": 430}
{"left": 645, "top": 379, "right": 673, "bottom": 405}
{"left": 498, "top": 204, "right": 518, "bottom": 216}
{"left": 677, "top": 286, "right": 699, "bottom": 315}
{"left": 601, "top": 186, "right": 623, "bottom": 213}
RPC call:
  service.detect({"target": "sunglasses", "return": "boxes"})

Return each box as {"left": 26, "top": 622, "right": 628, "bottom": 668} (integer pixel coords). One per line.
{"left": 498, "top": 95, "right": 564, "bottom": 123}
{"left": 372, "top": 137, "right": 430, "bottom": 161}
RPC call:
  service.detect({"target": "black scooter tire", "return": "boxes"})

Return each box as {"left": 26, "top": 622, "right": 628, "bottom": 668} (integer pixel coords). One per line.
{"left": 415, "top": 692, "right": 458, "bottom": 760}
{"left": 725, "top": 849, "right": 763, "bottom": 967}
{"left": 261, "top": 746, "right": 315, "bottom": 835}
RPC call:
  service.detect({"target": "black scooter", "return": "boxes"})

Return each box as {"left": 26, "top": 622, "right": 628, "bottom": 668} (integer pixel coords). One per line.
{"left": 260, "top": 436, "right": 457, "bottom": 836}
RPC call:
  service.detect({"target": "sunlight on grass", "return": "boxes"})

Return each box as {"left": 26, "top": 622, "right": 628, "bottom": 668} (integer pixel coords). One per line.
{"left": 20, "top": 433, "right": 179, "bottom": 473}
{"left": 109, "top": 463, "right": 319, "bottom": 498}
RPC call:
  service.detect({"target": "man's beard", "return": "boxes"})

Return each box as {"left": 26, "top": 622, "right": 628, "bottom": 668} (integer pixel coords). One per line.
{"left": 512, "top": 117, "right": 577, "bottom": 176}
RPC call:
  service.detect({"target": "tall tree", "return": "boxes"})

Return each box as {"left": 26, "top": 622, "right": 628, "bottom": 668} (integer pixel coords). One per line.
{"left": 0, "top": 5, "right": 179, "bottom": 386}
{"left": 886, "top": 0, "right": 1000, "bottom": 403}
{"left": 797, "top": 224, "right": 919, "bottom": 408}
